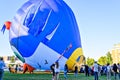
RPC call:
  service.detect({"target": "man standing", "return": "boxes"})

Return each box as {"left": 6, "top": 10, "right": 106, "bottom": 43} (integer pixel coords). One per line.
{"left": 0, "top": 57, "right": 6, "bottom": 80}
{"left": 113, "top": 63, "right": 118, "bottom": 80}
{"left": 94, "top": 61, "right": 99, "bottom": 80}
{"left": 85, "top": 64, "right": 89, "bottom": 76}
{"left": 74, "top": 66, "right": 78, "bottom": 78}
{"left": 106, "top": 63, "right": 111, "bottom": 80}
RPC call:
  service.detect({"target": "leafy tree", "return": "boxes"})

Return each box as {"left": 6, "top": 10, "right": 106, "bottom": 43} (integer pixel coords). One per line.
{"left": 106, "top": 52, "right": 113, "bottom": 65}
{"left": 10, "top": 56, "right": 15, "bottom": 63}
{"left": 98, "top": 56, "right": 107, "bottom": 65}
{"left": 86, "top": 57, "right": 95, "bottom": 66}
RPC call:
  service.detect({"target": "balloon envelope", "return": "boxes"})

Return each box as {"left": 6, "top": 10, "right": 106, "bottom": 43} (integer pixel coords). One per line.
{"left": 9, "top": 0, "right": 84, "bottom": 70}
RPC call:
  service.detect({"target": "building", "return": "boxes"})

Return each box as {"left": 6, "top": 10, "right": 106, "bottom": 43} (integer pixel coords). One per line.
{"left": 110, "top": 43, "right": 120, "bottom": 64}
{"left": 2, "top": 56, "right": 23, "bottom": 67}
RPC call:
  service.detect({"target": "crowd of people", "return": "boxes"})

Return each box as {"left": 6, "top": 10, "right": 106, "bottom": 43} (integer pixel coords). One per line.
{"left": 49, "top": 61, "right": 120, "bottom": 80}
{"left": 50, "top": 61, "right": 120, "bottom": 80}
{"left": 80, "top": 61, "right": 120, "bottom": 80}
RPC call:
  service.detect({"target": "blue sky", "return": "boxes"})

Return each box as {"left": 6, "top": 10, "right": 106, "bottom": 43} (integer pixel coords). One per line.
{"left": 0, "top": 0, "right": 120, "bottom": 60}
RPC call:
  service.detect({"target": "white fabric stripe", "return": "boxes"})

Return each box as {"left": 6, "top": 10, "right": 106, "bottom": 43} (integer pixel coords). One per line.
{"left": 12, "top": 19, "right": 28, "bottom": 35}
{"left": 32, "top": 0, "right": 45, "bottom": 21}
{"left": 46, "top": 22, "right": 60, "bottom": 40}
{"left": 42, "top": 9, "right": 52, "bottom": 31}
{"left": 9, "top": 28, "right": 18, "bottom": 41}
{"left": 15, "top": 10, "right": 25, "bottom": 23}
{"left": 9, "top": 25, "right": 28, "bottom": 41}
{"left": 12, "top": 18, "right": 28, "bottom": 32}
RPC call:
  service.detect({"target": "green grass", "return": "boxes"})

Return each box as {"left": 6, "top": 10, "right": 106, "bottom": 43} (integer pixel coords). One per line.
{"left": 3, "top": 71, "right": 115, "bottom": 80}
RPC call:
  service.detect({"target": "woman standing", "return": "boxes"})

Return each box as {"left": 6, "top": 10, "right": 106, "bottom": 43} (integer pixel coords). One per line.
{"left": 55, "top": 62, "right": 60, "bottom": 80}
{"left": 64, "top": 64, "right": 68, "bottom": 79}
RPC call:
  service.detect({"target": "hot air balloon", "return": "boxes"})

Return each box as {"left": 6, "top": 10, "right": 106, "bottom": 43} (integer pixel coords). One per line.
{"left": 2, "top": 0, "right": 84, "bottom": 72}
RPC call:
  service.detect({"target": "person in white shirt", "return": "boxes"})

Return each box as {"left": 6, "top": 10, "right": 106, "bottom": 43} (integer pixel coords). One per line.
{"left": 106, "top": 63, "right": 111, "bottom": 80}
{"left": 93, "top": 61, "right": 99, "bottom": 80}
{"left": 0, "top": 57, "right": 6, "bottom": 80}
{"left": 55, "top": 62, "right": 60, "bottom": 80}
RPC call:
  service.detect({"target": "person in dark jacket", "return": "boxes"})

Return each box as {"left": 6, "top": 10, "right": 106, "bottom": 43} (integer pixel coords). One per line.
{"left": 50, "top": 63, "right": 55, "bottom": 80}
{"left": 85, "top": 65, "right": 89, "bottom": 76}
{"left": 113, "top": 63, "right": 118, "bottom": 80}
{"left": 74, "top": 66, "right": 78, "bottom": 78}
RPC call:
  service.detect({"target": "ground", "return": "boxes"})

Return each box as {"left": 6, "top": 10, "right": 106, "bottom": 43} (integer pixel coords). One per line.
{"left": 3, "top": 71, "right": 116, "bottom": 80}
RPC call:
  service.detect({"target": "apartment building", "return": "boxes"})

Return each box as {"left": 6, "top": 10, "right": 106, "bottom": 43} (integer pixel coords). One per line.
{"left": 2, "top": 56, "right": 23, "bottom": 66}
{"left": 110, "top": 43, "right": 120, "bottom": 64}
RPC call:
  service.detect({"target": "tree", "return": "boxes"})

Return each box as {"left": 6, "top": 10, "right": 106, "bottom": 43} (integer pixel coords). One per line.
{"left": 86, "top": 57, "right": 95, "bottom": 67}
{"left": 98, "top": 56, "right": 107, "bottom": 65}
{"left": 10, "top": 56, "right": 15, "bottom": 63}
{"left": 106, "top": 52, "right": 113, "bottom": 65}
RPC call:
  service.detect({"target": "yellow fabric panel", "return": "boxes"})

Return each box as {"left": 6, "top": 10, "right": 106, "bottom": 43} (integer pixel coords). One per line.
{"left": 66, "top": 48, "right": 83, "bottom": 70}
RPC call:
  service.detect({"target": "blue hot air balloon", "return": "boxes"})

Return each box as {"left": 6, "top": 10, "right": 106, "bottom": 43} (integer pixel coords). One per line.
{"left": 3, "top": 0, "right": 84, "bottom": 71}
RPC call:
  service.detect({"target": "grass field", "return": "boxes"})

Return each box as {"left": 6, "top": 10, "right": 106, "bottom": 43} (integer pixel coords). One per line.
{"left": 3, "top": 71, "right": 116, "bottom": 80}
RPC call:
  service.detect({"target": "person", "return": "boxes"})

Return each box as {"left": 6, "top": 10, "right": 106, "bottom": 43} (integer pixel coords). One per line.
{"left": 117, "top": 63, "right": 120, "bottom": 79}
{"left": 8, "top": 65, "right": 11, "bottom": 73}
{"left": 84, "top": 64, "right": 89, "bottom": 76}
{"left": 64, "top": 64, "right": 68, "bottom": 79}
{"left": 106, "top": 63, "right": 111, "bottom": 80}
{"left": 98, "top": 64, "right": 101, "bottom": 76}
{"left": 15, "top": 64, "right": 18, "bottom": 73}
{"left": 50, "top": 63, "right": 55, "bottom": 80}
{"left": 93, "top": 61, "right": 99, "bottom": 80}
{"left": 0, "top": 57, "right": 6, "bottom": 80}
{"left": 112, "top": 63, "right": 118, "bottom": 80}
{"left": 74, "top": 66, "right": 78, "bottom": 78}
{"left": 80, "top": 66, "right": 84, "bottom": 73}
{"left": 55, "top": 62, "right": 60, "bottom": 80}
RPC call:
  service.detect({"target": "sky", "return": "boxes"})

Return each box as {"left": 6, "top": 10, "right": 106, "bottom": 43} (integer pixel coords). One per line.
{"left": 0, "top": 0, "right": 120, "bottom": 60}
